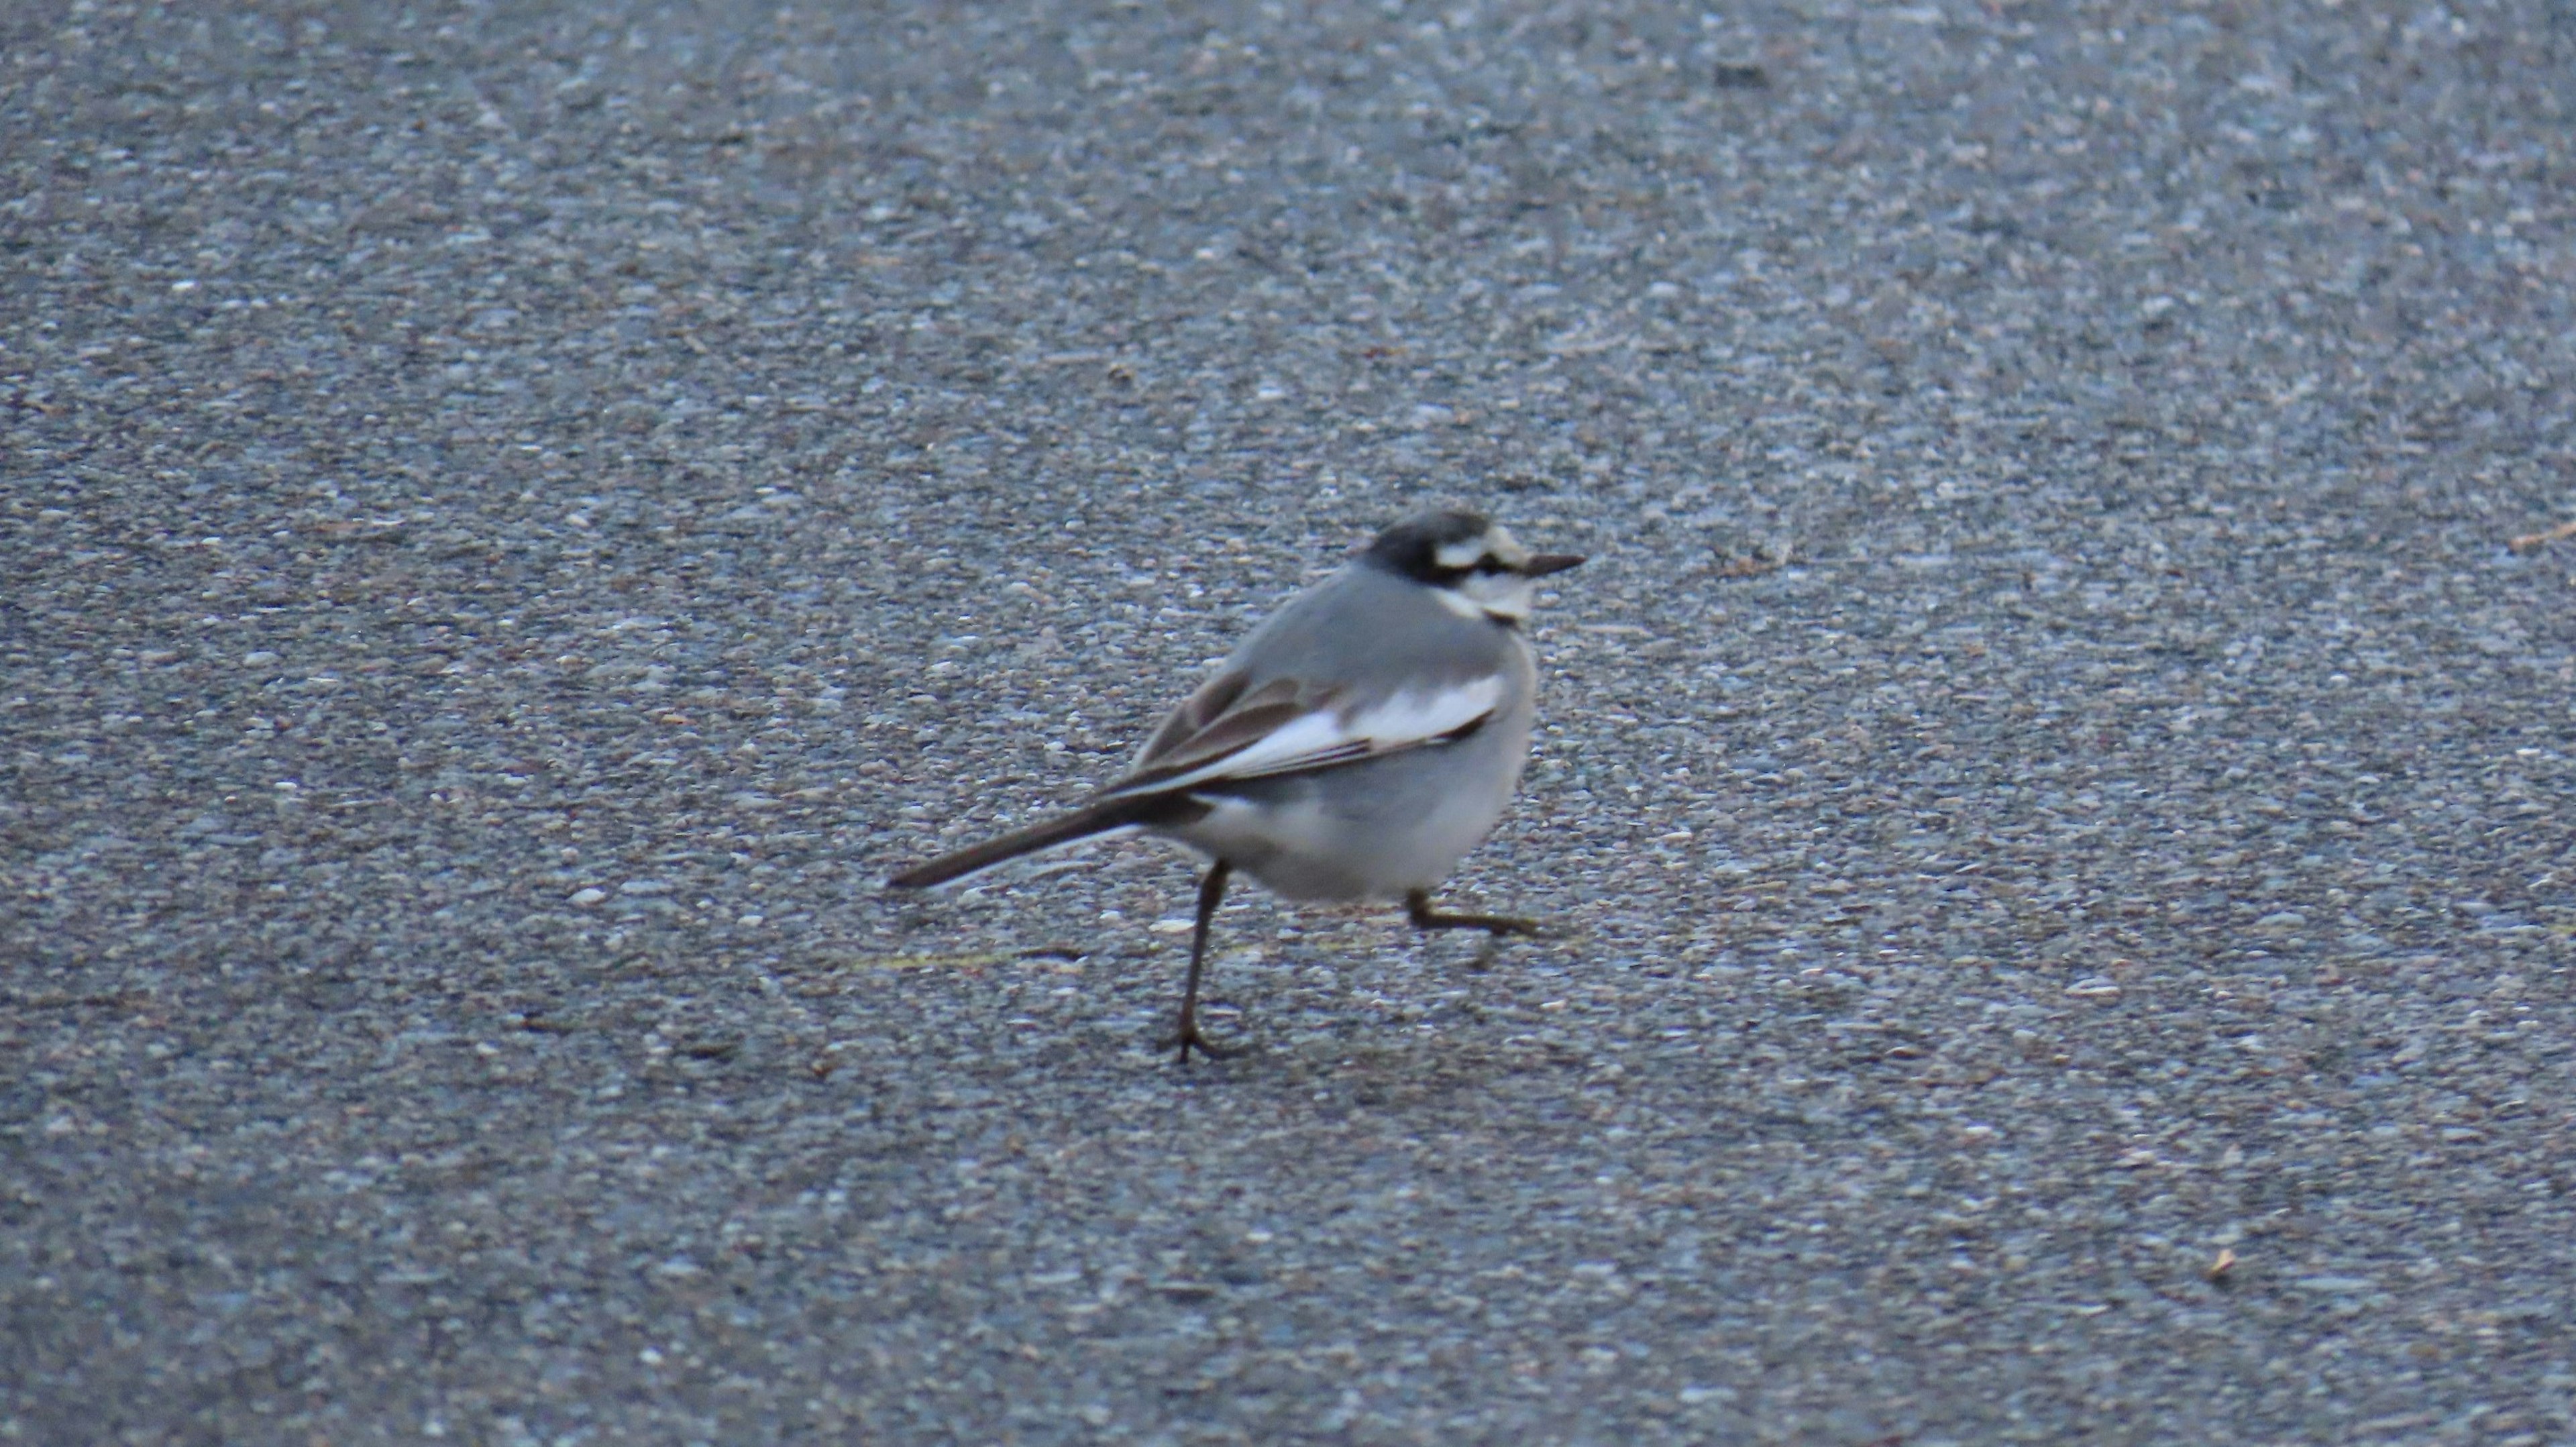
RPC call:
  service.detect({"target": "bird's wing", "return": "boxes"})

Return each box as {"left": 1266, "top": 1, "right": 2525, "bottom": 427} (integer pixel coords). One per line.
{"left": 1098, "top": 671, "right": 1505, "bottom": 800}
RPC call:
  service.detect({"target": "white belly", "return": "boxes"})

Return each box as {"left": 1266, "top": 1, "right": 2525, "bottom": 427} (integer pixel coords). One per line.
{"left": 1155, "top": 706, "right": 1533, "bottom": 902}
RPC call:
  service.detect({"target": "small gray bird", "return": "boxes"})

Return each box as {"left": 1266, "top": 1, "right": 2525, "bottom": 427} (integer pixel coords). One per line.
{"left": 888, "top": 509, "right": 1583, "bottom": 1061}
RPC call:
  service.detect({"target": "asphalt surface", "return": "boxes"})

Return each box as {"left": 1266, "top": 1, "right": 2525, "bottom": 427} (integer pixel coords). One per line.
{"left": 5, "top": 1, "right": 2574, "bottom": 1442}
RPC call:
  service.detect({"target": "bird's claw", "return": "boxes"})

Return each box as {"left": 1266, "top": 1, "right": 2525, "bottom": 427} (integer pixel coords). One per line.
{"left": 1159, "top": 1016, "right": 1246, "bottom": 1064}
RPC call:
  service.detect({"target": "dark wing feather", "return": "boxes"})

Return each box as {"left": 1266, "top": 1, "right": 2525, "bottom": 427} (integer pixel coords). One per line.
{"left": 1099, "top": 676, "right": 1348, "bottom": 800}
{"left": 1135, "top": 668, "right": 1254, "bottom": 763}
{"left": 1094, "top": 669, "right": 1505, "bottom": 803}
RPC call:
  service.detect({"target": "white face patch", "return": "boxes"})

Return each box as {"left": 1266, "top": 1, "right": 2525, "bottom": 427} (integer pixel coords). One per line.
{"left": 1434, "top": 526, "right": 1532, "bottom": 572}
{"left": 1424, "top": 523, "right": 1540, "bottom": 621}
{"left": 1456, "top": 570, "right": 1536, "bottom": 621}
{"left": 1433, "top": 535, "right": 1491, "bottom": 570}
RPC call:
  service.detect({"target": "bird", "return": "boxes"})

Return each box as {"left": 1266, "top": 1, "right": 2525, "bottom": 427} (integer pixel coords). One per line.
{"left": 886, "top": 508, "right": 1584, "bottom": 1061}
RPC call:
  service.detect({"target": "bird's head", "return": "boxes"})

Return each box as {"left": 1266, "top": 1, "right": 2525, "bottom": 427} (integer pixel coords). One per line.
{"left": 1362, "top": 508, "right": 1585, "bottom": 624}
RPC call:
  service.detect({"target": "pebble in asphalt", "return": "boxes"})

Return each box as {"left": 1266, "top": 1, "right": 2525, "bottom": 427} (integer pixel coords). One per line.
{"left": 3, "top": 2, "right": 2572, "bottom": 1443}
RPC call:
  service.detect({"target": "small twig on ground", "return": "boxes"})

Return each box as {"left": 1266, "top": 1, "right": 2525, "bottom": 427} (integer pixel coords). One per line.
{"left": 1711, "top": 544, "right": 1787, "bottom": 579}
{"left": 840, "top": 943, "right": 1091, "bottom": 971}
{"left": 2507, "top": 518, "right": 2576, "bottom": 552}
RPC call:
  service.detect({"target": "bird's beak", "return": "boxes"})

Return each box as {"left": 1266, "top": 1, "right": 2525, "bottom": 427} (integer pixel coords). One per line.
{"left": 1519, "top": 552, "right": 1585, "bottom": 578}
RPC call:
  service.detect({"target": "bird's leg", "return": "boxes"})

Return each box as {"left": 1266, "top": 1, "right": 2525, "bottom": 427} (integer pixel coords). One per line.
{"left": 1161, "top": 860, "right": 1244, "bottom": 1063}
{"left": 1405, "top": 888, "right": 1545, "bottom": 938}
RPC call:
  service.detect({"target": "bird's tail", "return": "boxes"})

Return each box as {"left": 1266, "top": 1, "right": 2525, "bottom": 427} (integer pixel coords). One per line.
{"left": 885, "top": 803, "right": 1148, "bottom": 890}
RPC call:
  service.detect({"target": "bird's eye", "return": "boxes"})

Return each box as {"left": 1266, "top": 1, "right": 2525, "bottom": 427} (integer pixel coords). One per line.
{"left": 1471, "top": 556, "right": 1513, "bottom": 576}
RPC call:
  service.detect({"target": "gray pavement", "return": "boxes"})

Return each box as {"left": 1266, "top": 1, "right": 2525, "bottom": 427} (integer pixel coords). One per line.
{"left": 5, "top": 1, "right": 2574, "bottom": 1442}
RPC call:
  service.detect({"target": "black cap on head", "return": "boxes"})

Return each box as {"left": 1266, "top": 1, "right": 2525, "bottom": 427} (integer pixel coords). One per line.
{"left": 1361, "top": 509, "right": 1493, "bottom": 582}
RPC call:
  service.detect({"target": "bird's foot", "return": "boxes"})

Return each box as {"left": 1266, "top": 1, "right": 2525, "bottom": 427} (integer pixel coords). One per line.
{"left": 1159, "top": 1012, "right": 1246, "bottom": 1064}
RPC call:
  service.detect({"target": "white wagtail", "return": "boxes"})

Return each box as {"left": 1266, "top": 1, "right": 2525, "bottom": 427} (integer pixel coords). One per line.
{"left": 888, "top": 508, "right": 1584, "bottom": 1061}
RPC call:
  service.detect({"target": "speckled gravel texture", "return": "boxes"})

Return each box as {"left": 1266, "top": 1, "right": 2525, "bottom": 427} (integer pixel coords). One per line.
{"left": 6, "top": 1, "right": 2575, "bottom": 1443}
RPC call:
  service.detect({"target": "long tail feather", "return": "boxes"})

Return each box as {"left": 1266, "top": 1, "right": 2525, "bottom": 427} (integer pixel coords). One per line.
{"left": 885, "top": 805, "right": 1140, "bottom": 890}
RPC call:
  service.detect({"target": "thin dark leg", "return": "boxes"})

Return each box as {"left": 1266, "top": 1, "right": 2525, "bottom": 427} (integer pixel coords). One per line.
{"left": 1162, "top": 860, "right": 1244, "bottom": 1063}
{"left": 1405, "top": 888, "right": 1544, "bottom": 937}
